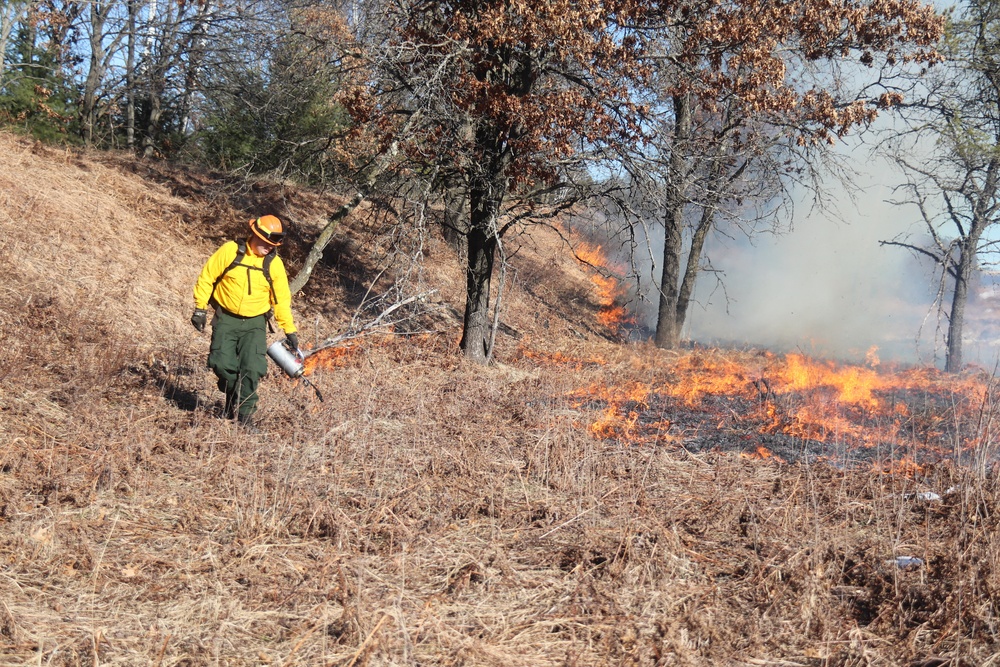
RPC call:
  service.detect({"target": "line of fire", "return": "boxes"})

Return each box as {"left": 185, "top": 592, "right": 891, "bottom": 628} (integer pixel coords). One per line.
{"left": 302, "top": 240, "right": 999, "bottom": 474}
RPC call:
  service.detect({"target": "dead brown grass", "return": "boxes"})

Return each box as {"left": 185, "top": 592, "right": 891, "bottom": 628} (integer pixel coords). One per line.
{"left": 0, "top": 131, "right": 999, "bottom": 666}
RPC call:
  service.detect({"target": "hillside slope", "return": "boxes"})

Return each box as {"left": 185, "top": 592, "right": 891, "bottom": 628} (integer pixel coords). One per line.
{"left": 1, "top": 132, "right": 999, "bottom": 667}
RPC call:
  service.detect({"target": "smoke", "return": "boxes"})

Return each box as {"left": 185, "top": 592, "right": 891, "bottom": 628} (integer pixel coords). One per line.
{"left": 680, "top": 187, "right": 940, "bottom": 365}
{"left": 622, "top": 150, "right": 1000, "bottom": 369}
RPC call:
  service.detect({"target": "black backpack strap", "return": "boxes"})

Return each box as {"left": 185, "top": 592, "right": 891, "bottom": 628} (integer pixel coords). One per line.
{"left": 209, "top": 239, "right": 247, "bottom": 305}
{"left": 210, "top": 238, "right": 277, "bottom": 305}
{"left": 262, "top": 252, "right": 275, "bottom": 296}
{"left": 258, "top": 251, "right": 277, "bottom": 331}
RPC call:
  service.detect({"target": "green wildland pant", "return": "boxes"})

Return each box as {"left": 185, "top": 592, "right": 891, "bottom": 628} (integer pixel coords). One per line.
{"left": 208, "top": 310, "right": 268, "bottom": 419}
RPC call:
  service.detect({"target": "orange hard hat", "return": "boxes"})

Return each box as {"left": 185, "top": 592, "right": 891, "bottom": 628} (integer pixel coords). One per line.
{"left": 249, "top": 215, "right": 285, "bottom": 246}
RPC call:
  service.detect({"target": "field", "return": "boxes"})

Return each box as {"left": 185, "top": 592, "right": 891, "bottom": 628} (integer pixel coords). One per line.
{"left": 1, "top": 131, "right": 999, "bottom": 666}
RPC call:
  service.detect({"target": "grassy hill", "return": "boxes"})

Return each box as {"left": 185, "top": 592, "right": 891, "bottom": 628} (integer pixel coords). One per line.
{"left": 1, "top": 131, "right": 998, "bottom": 666}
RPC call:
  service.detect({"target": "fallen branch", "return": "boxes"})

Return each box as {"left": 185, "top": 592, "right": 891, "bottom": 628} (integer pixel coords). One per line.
{"left": 288, "top": 110, "right": 423, "bottom": 295}
{"left": 304, "top": 290, "right": 439, "bottom": 358}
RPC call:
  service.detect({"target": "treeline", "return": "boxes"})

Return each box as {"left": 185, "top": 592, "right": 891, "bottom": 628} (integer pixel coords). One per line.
{"left": 0, "top": 0, "right": 354, "bottom": 179}
{"left": 6, "top": 0, "right": 978, "bottom": 367}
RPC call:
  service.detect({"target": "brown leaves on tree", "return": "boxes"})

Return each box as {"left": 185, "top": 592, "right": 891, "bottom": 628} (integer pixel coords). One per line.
{"left": 328, "top": 0, "right": 944, "bottom": 360}
{"left": 670, "top": 0, "right": 943, "bottom": 141}
{"left": 358, "top": 0, "right": 944, "bottom": 184}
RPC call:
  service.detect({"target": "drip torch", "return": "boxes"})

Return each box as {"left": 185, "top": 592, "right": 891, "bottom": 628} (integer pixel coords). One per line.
{"left": 267, "top": 341, "right": 325, "bottom": 402}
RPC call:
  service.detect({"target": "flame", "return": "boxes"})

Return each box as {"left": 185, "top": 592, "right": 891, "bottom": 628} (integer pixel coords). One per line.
{"left": 302, "top": 345, "right": 358, "bottom": 375}
{"left": 664, "top": 353, "right": 754, "bottom": 405}
{"left": 742, "top": 445, "right": 785, "bottom": 463}
{"left": 301, "top": 332, "right": 442, "bottom": 375}
{"left": 779, "top": 353, "right": 883, "bottom": 407}
{"left": 518, "top": 347, "right": 607, "bottom": 368}
{"left": 575, "top": 242, "right": 636, "bottom": 336}
{"left": 865, "top": 345, "right": 881, "bottom": 368}
{"left": 562, "top": 348, "right": 991, "bottom": 464}
{"left": 570, "top": 381, "right": 670, "bottom": 445}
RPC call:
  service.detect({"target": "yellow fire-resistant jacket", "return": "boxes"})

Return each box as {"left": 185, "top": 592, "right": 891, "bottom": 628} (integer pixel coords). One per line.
{"left": 193, "top": 240, "right": 297, "bottom": 334}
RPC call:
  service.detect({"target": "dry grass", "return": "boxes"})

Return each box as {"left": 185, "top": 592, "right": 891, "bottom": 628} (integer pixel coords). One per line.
{"left": 0, "top": 131, "right": 999, "bottom": 666}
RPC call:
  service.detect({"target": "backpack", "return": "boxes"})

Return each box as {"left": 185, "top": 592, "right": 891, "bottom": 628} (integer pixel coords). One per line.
{"left": 210, "top": 238, "right": 276, "bottom": 305}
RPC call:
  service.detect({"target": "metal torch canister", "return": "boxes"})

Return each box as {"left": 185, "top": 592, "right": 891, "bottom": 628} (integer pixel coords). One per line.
{"left": 267, "top": 340, "right": 304, "bottom": 378}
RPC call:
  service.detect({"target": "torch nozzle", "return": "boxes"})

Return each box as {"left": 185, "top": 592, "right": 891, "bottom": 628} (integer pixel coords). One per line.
{"left": 303, "top": 377, "right": 324, "bottom": 402}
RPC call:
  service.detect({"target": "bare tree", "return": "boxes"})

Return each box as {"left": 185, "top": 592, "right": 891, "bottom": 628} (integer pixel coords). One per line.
{"left": 882, "top": 0, "right": 1000, "bottom": 372}
{"left": 641, "top": 0, "right": 944, "bottom": 350}
{"left": 79, "top": 0, "right": 128, "bottom": 145}
{"left": 132, "top": 0, "right": 289, "bottom": 156}
{"left": 0, "top": 0, "right": 35, "bottom": 78}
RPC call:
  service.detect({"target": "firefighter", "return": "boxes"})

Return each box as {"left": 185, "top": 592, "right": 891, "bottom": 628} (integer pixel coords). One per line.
{"left": 190, "top": 215, "right": 299, "bottom": 428}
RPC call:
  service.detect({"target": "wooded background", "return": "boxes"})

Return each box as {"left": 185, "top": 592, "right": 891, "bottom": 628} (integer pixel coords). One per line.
{"left": 7, "top": 0, "right": 1000, "bottom": 372}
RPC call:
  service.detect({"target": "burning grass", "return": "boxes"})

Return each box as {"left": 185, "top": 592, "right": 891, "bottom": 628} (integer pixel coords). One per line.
{"left": 573, "top": 241, "right": 637, "bottom": 340}
{"left": 2, "top": 131, "right": 1000, "bottom": 666}
{"left": 544, "top": 344, "right": 1000, "bottom": 472}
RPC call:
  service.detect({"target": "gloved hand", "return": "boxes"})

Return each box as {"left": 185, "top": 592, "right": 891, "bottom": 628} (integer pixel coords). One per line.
{"left": 191, "top": 308, "right": 207, "bottom": 332}
{"left": 284, "top": 333, "right": 299, "bottom": 352}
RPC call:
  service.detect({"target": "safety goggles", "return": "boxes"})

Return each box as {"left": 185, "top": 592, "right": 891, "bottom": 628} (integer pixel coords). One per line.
{"left": 252, "top": 218, "right": 285, "bottom": 244}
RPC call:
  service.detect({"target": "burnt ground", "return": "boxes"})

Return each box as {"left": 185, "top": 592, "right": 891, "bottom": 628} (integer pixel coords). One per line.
{"left": 569, "top": 372, "right": 998, "bottom": 470}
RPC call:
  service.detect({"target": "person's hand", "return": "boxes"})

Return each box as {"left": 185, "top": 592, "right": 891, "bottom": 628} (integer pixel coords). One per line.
{"left": 191, "top": 309, "right": 207, "bottom": 332}
{"left": 284, "top": 333, "right": 299, "bottom": 352}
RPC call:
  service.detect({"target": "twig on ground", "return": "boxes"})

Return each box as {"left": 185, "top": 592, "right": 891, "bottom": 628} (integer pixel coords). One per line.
{"left": 306, "top": 290, "right": 439, "bottom": 357}
{"left": 346, "top": 613, "right": 389, "bottom": 667}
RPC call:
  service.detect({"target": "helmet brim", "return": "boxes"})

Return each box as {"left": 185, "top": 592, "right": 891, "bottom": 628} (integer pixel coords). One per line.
{"left": 249, "top": 217, "right": 284, "bottom": 246}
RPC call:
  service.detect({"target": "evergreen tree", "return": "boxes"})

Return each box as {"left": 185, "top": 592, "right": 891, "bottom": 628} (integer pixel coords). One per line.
{"left": 0, "top": 13, "right": 80, "bottom": 142}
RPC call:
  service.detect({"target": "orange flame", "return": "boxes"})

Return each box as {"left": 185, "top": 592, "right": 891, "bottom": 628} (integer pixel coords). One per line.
{"left": 562, "top": 348, "right": 991, "bottom": 464}
{"left": 742, "top": 445, "right": 785, "bottom": 463}
{"left": 575, "top": 242, "right": 636, "bottom": 336}
{"left": 779, "top": 353, "right": 883, "bottom": 407}
{"left": 302, "top": 345, "right": 357, "bottom": 375}
{"left": 569, "top": 381, "right": 670, "bottom": 446}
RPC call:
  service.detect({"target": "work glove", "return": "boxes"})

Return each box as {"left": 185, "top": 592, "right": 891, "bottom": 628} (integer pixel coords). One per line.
{"left": 191, "top": 308, "right": 207, "bottom": 332}
{"left": 284, "top": 333, "right": 299, "bottom": 353}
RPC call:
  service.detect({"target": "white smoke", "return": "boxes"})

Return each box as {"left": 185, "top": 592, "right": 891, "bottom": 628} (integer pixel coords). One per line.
{"left": 680, "top": 184, "right": 941, "bottom": 365}
{"left": 624, "top": 141, "right": 1000, "bottom": 369}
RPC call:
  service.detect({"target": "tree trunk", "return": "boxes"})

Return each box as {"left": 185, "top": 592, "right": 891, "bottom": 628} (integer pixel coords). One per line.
{"left": 289, "top": 199, "right": 354, "bottom": 294}
{"left": 457, "top": 124, "right": 508, "bottom": 364}
{"left": 945, "top": 221, "right": 987, "bottom": 372}
{"left": 126, "top": 0, "right": 136, "bottom": 149}
{"left": 0, "top": 0, "right": 29, "bottom": 79}
{"left": 459, "top": 219, "right": 498, "bottom": 363}
{"left": 289, "top": 118, "right": 416, "bottom": 294}
{"left": 139, "top": 0, "right": 160, "bottom": 157}
{"left": 674, "top": 146, "right": 745, "bottom": 338}
{"left": 178, "top": 0, "right": 211, "bottom": 134}
{"left": 674, "top": 201, "right": 715, "bottom": 335}
{"left": 945, "top": 157, "right": 997, "bottom": 372}
{"left": 80, "top": 2, "right": 108, "bottom": 146}
{"left": 655, "top": 189, "right": 684, "bottom": 348}
{"left": 945, "top": 243, "right": 972, "bottom": 373}
{"left": 654, "top": 93, "right": 691, "bottom": 349}
{"left": 443, "top": 119, "right": 474, "bottom": 252}
{"left": 142, "top": 87, "right": 161, "bottom": 157}
{"left": 442, "top": 181, "right": 468, "bottom": 252}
